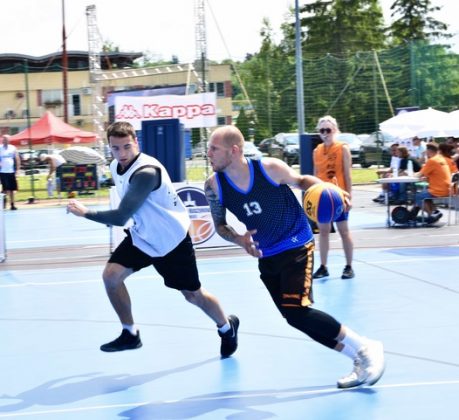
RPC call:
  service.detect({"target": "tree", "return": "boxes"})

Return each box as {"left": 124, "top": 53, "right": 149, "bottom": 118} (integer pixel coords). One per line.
{"left": 235, "top": 107, "right": 251, "bottom": 139}
{"left": 295, "top": 1, "right": 388, "bottom": 132}
{"left": 300, "top": 0, "right": 387, "bottom": 57}
{"left": 389, "top": 0, "right": 451, "bottom": 45}
{"left": 233, "top": 17, "right": 298, "bottom": 140}
{"left": 386, "top": 1, "right": 453, "bottom": 110}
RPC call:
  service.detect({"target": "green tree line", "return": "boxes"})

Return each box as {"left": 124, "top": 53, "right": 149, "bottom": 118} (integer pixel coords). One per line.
{"left": 230, "top": 0, "right": 459, "bottom": 141}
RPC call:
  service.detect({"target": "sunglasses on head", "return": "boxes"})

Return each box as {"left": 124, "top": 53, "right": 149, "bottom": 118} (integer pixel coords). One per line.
{"left": 319, "top": 128, "right": 332, "bottom": 134}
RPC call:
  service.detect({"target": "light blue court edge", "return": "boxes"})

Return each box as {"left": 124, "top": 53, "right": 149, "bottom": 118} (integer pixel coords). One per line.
{"left": 1, "top": 190, "right": 459, "bottom": 419}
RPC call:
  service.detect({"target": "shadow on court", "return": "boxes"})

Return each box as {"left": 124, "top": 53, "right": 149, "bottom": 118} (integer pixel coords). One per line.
{"left": 1, "top": 186, "right": 459, "bottom": 419}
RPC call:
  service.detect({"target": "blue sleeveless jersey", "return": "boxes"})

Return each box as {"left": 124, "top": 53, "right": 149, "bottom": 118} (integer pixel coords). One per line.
{"left": 216, "top": 159, "right": 313, "bottom": 257}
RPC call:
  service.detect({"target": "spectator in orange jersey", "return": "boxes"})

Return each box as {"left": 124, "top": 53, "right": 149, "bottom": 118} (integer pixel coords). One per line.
{"left": 438, "top": 143, "right": 457, "bottom": 174}
{"left": 312, "top": 115, "right": 354, "bottom": 280}
{"left": 410, "top": 142, "right": 451, "bottom": 224}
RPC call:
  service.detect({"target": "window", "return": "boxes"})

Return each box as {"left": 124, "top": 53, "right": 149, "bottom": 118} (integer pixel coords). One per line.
{"left": 72, "top": 95, "right": 81, "bottom": 116}
{"left": 42, "top": 90, "right": 63, "bottom": 104}
{"left": 209, "top": 82, "right": 225, "bottom": 97}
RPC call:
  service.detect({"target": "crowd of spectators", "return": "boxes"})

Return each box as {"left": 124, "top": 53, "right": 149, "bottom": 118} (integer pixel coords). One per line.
{"left": 372, "top": 136, "right": 459, "bottom": 224}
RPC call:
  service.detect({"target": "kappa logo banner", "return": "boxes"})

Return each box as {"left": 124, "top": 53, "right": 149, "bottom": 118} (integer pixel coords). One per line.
{"left": 114, "top": 93, "right": 217, "bottom": 130}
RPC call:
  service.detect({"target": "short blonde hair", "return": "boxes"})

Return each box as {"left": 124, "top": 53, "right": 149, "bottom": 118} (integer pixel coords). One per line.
{"left": 316, "top": 115, "right": 339, "bottom": 131}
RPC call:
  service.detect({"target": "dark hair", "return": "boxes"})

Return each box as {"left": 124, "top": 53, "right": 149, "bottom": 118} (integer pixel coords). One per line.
{"left": 439, "top": 142, "right": 454, "bottom": 157}
{"left": 106, "top": 121, "right": 136, "bottom": 143}
{"left": 426, "top": 142, "right": 439, "bottom": 153}
{"left": 397, "top": 146, "right": 409, "bottom": 158}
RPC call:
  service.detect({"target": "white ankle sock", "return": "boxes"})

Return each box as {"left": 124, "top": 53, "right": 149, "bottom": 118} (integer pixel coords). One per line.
{"left": 340, "top": 344, "right": 358, "bottom": 360}
{"left": 218, "top": 322, "right": 231, "bottom": 334}
{"left": 122, "top": 324, "right": 138, "bottom": 336}
{"left": 339, "top": 327, "right": 367, "bottom": 352}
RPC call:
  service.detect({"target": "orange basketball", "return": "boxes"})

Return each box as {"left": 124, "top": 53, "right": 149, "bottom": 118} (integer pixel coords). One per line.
{"left": 303, "top": 182, "right": 346, "bottom": 224}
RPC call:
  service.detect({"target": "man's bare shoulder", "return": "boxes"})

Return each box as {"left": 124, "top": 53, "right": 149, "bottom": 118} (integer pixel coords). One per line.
{"left": 204, "top": 173, "right": 218, "bottom": 195}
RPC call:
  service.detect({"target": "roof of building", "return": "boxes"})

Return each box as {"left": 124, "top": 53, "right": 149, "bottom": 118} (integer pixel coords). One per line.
{"left": 0, "top": 51, "right": 143, "bottom": 73}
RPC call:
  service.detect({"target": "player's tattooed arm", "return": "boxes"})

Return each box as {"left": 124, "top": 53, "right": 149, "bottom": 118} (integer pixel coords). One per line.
{"left": 204, "top": 177, "right": 241, "bottom": 244}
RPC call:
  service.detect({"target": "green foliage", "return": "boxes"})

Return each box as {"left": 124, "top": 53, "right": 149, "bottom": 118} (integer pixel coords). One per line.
{"left": 300, "top": 0, "right": 387, "bottom": 57}
{"left": 230, "top": 1, "right": 457, "bottom": 140}
{"left": 235, "top": 107, "right": 251, "bottom": 138}
{"left": 389, "top": 0, "right": 451, "bottom": 45}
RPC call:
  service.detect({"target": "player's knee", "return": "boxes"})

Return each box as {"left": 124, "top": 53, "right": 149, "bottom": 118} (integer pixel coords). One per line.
{"left": 281, "top": 307, "right": 306, "bottom": 328}
{"left": 102, "top": 266, "right": 123, "bottom": 289}
{"left": 181, "top": 289, "right": 202, "bottom": 306}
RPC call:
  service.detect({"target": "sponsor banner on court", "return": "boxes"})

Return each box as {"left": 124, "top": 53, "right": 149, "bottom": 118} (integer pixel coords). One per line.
{"left": 114, "top": 93, "right": 217, "bottom": 131}
{"left": 109, "top": 183, "right": 244, "bottom": 251}
{"left": 174, "top": 183, "right": 246, "bottom": 249}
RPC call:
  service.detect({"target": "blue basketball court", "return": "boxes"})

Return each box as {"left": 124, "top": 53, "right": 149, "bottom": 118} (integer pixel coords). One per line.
{"left": 1, "top": 186, "right": 459, "bottom": 419}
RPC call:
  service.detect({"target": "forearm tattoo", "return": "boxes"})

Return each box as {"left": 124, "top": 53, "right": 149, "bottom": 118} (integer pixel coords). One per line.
{"left": 204, "top": 180, "right": 240, "bottom": 243}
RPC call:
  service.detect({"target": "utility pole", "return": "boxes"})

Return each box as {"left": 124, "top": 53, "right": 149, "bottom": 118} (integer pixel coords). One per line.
{"left": 295, "top": 0, "right": 305, "bottom": 135}
{"left": 62, "top": 0, "right": 69, "bottom": 123}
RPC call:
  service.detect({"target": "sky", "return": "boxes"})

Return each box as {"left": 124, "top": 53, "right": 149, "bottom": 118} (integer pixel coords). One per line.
{"left": 2, "top": 0, "right": 458, "bottom": 63}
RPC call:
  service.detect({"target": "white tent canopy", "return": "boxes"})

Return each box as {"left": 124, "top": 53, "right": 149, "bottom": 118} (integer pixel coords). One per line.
{"left": 442, "top": 110, "right": 459, "bottom": 137}
{"left": 379, "top": 108, "right": 454, "bottom": 139}
{"left": 59, "top": 146, "right": 106, "bottom": 165}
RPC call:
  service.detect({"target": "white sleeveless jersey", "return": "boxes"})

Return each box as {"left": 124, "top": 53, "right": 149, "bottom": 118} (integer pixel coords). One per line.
{"left": 0, "top": 144, "right": 18, "bottom": 173}
{"left": 110, "top": 153, "right": 190, "bottom": 257}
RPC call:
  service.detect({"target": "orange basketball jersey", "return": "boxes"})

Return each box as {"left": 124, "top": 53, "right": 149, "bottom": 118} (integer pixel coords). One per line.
{"left": 314, "top": 142, "right": 346, "bottom": 189}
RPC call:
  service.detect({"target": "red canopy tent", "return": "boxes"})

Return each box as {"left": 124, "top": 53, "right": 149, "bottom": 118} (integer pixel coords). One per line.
{"left": 9, "top": 111, "right": 98, "bottom": 147}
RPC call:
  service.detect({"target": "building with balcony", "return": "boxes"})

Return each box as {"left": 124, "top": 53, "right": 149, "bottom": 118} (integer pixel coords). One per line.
{"left": 0, "top": 51, "right": 233, "bottom": 145}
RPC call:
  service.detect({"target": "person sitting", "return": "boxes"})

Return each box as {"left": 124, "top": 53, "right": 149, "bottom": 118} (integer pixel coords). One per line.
{"left": 445, "top": 137, "right": 459, "bottom": 171}
{"left": 410, "top": 143, "right": 452, "bottom": 224}
{"left": 396, "top": 146, "right": 421, "bottom": 203}
{"left": 410, "top": 136, "right": 427, "bottom": 166}
{"left": 438, "top": 143, "right": 457, "bottom": 175}
{"left": 372, "top": 143, "right": 400, "bottom": 203}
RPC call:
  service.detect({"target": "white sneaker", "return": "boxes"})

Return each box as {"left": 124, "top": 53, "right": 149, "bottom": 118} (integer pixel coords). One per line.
{"left": 337, "top": 340, "right": 385, "bottom": 389}
{"left": 337, "top": 357, "right": 367, "bottom": 388}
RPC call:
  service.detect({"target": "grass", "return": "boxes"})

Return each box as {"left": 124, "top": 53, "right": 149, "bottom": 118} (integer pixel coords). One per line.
{"left": 12, "top": 166, "right": 378, "bottom": 203}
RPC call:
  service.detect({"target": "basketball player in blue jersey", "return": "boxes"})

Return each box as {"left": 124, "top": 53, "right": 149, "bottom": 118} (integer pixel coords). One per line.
{"left": 204, "top": 125, "right": 385, "bottom": 388}
{"left": 67, "top": 121, "right": 238, "bottom": 358}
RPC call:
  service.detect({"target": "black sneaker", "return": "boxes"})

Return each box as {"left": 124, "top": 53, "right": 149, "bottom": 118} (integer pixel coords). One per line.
{"left": 342, "top": 265, "right": 355, "bottom": 279}
{"left": 10, "top": 205, "right": 17, "bottom": 210}
{"left": 426, "top": 212, "right": 443, "bottom": 224}
{"left": 219, "top": 315, "right": 239, "bottom": 358}
{"left": 100, "top": 329, "right": 142, "bottom": 352}
{"left": 313, "top": 265, "right": 329, "bottom": 279}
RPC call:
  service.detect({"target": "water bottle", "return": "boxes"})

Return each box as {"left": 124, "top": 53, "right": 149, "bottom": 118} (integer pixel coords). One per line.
{"left": 407, "top": 160, "right": 414, "bottom": 177}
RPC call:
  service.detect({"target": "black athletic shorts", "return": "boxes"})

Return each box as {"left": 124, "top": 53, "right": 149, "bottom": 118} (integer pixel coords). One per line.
{"left": 0, "top": 173, "right": 18, "bottom": 191}
{"left": 109, "top": 231, "right": 201, "bottom": 291}
{"left": 258, "top": 241, "right": 315, "bottom": 308}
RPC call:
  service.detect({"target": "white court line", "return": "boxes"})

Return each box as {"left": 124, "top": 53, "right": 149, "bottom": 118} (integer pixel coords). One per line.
{"left": 1, "top": 379, "right": 459, "bottom": 418}
{"left": 2, "top": 253, "right": 459, "bottom": 289}
{"left": 7, "top": 234, "right": 108, "bottom": 245}
{"left": 0, "top": 269, "right": 259, "bottom": 288}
